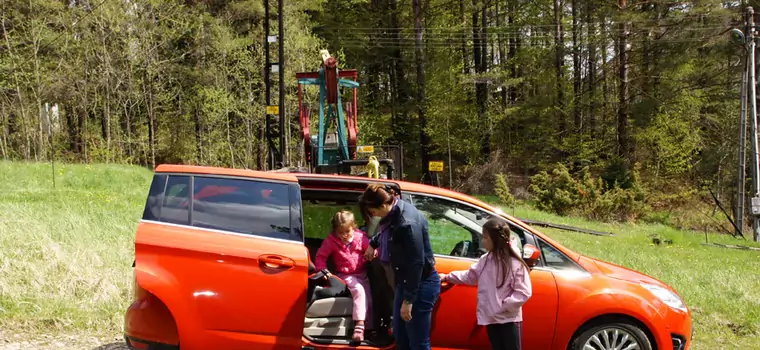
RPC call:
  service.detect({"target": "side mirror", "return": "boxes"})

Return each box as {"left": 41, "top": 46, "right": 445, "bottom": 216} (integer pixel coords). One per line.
{"left": 522, "top": 244, "right": 540, "bottom": 267}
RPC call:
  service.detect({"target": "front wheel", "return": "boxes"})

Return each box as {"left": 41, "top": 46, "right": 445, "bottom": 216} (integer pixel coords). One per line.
{"left": 570, "top": 322, "right": 652, "bottom": 350}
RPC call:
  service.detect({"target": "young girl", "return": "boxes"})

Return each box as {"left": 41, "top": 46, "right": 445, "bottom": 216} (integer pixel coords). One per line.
{"left": 439, "top": 217, "right": 532, "bottom": 350}
{"left": 315, "top": 210, "right": 374, "bottom": 342}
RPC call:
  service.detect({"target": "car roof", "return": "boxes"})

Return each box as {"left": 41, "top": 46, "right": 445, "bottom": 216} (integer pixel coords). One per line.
{"left": 155, "top": 164, "right": 299, "bottom": 182}
{"left": 294, "top": 172, "right": 491, "bottom": 206}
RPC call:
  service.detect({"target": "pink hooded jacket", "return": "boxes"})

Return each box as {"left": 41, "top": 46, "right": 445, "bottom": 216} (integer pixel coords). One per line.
{"left": 315, "top": 229, "right": 370, "bottom": 276}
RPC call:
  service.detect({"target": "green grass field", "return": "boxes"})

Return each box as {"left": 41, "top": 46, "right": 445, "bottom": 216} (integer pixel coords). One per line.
{"left": 1, "top": 161, "right": 759, "bottom": 349}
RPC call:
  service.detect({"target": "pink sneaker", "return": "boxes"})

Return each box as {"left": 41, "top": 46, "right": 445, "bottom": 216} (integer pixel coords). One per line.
{"left": 352, "top": 324, "right": 365, "bottom": 342}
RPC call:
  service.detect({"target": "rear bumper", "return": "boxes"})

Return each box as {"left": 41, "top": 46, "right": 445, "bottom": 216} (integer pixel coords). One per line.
{"left": 125, "top": 335, "right": 179, "bottom": 350}
{"left": 124, "top": 283, "right": 179, "bottom": 347}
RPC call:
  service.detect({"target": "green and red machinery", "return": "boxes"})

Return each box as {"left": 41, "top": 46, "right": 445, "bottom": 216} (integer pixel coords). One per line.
{"left": 296, "top": 50, "right": 400, "bottom": 179}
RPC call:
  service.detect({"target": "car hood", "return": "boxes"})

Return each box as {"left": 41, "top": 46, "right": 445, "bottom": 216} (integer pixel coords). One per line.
{"left": 590, "top": 258, "right": 669, "bottom": 289}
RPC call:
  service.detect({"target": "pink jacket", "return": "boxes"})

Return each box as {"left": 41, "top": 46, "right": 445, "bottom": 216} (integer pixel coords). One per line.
{"left": 442, "top": 253, "right": 532, "bottom": 325}
{"left": 315, "top": 229, "right": 370, "bottom": 276}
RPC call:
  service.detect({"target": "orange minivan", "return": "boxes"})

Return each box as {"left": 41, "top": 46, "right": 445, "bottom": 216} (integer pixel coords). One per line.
{"left": 124, "top": 165, "right": 692, "bottom": 350}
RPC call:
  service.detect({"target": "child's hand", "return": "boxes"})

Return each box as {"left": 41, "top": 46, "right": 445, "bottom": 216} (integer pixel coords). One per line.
{"left": 364, "top": 246, "right": 376, "bottom": 261}
{"left": 438, "top": 273, "right": 447, "bottom": 282}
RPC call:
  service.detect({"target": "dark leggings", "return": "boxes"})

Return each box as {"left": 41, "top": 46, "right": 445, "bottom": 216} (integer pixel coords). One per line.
{"left": 486, "top": 322, "right": 522, "bottom": 350}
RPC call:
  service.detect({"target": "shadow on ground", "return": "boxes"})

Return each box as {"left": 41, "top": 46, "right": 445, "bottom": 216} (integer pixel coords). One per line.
{"left": 91, "top": 342, "right": 127, "bottom": 350}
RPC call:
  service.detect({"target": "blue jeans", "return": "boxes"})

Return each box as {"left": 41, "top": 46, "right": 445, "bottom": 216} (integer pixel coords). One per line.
{"left": 393, "top": 272, "right": 441, "bottom": 350}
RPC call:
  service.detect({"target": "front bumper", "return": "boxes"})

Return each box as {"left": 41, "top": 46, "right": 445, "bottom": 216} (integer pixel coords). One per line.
{"left": 657, "top": 308, "right": 692, "bottom": 350}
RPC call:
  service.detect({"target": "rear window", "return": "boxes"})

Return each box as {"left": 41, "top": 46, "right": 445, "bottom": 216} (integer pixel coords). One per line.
{"left": 142, "top": 174, "right": 299, "bottom": 241}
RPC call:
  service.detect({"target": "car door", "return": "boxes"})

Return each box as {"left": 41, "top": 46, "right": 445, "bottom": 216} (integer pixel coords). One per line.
{"left": 137, "top": 171, "right": 307, "bottom": 350}
{"left": 407, "top": 193, "right": 558, "bottom": 350}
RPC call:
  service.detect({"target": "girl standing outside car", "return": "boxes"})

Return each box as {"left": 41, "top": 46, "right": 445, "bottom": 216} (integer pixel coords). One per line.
{"left": 439, "top": 217, "right": 532, "bottom": 350}
{"left": 360, "top": 183, "right": 440, "bottom": 350}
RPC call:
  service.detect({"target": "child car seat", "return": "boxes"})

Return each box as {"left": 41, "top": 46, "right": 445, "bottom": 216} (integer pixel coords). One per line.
{"left": 304, "top": 250, "right": 354, "bottom": 338}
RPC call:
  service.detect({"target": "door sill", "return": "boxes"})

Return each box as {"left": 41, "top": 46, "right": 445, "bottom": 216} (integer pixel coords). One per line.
{"left": 303, "top": 333, "right": 394, "bottom": 348}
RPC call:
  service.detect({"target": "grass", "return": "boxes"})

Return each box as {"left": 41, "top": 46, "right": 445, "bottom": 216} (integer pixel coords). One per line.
{"left": 0, "top": 161, "right": 152, "bottom": 337}
{"left": 1, "top": 161, "right": 759, "bottom": 349}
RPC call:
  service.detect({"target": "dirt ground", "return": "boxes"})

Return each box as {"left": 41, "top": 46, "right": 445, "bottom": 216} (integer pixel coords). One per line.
{"left": 0, "top": 330, "right": 126, "bottom": 350}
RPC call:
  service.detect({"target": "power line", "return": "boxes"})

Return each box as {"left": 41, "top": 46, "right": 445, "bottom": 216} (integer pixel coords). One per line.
{"left": 332, "top": 14, "right": 739, "bottom": 31}
{"left": 328, "top": 36, "right": 731, "bottom": 49}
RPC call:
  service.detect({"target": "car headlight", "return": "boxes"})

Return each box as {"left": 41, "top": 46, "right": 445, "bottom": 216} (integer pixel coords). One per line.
{"left": 641, "top": 283, "right": 687, "bottom": 311}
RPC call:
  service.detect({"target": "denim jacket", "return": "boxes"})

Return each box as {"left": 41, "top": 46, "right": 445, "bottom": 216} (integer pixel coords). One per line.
{"left": 370, "top": 199, "right": 436, "bottom": 303}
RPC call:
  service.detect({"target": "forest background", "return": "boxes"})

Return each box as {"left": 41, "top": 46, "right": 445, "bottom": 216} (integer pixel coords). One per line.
{"left": 0, "top": 0, "right": 754, "bottom": 232}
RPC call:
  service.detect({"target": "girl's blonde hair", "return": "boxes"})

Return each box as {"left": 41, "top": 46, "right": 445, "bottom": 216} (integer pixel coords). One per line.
{"left": 332, "top": 210, "right": 357, "bottom": 231}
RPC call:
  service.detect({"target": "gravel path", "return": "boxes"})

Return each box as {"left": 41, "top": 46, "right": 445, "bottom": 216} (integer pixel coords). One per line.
{"left": 0, "top": 331, "right": 126, "bottom": 350}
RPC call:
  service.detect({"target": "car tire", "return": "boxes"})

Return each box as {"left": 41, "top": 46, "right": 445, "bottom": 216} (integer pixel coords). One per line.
{"left": 570, "top": 321, "right": 653, "bottom": 350}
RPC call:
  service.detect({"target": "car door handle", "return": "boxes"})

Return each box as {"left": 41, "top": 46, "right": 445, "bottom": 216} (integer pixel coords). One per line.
{"left": 259, "top": 254, "right": 295, "bottom": 269}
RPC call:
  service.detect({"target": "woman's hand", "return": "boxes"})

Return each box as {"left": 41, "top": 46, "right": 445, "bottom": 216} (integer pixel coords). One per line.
{"left": 438, "top": 273, "right": 447, "bottom": 282}
{"left": 401, "top": 301, "right": 413, "bottom": 321}
{"left": 364, "top": 246, "right": 376, "bottom": 261}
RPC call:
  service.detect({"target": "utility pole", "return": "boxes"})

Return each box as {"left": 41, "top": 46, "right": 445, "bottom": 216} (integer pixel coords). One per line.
{"left": 733, "top": 14, "right": 750, "bottom": 237}
{"left": 730, "top": 7, "right": 760, "bottom": 241}
{"left": 737, "top": 39, "right": 748, "bottom": 237}
{"left": 264, "top": 0, "right": 286, "bottom": 170}
{"left": 749, "top": 6, "right": 760, "bottom": 242}
{"left": 278, "top": 0, "right": 286, "bottom": 168}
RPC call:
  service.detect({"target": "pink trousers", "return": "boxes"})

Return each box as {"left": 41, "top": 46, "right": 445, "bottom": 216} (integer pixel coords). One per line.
{"left": 338, "top": 272, "right": 373, "bottom": 329}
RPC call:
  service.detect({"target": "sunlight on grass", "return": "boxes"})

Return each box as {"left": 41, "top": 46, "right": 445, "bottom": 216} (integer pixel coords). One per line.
{"left": 0, "top": 161, "right": 152, "bottom": 336}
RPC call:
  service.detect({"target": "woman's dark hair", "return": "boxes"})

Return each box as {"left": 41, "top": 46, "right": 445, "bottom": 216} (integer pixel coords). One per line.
{"left": 483, "top": 217, "right": 529, "bottom": 288}
{"left": 358, "top": 201, "right": 371, "bottom": 225}
{"left": 358, "top": 183, "right": 396, "bottom": 209}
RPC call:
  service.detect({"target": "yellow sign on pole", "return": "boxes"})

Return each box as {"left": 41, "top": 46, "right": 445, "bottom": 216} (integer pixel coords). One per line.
{"left": 357, "top": 145, "right": 375, "bottom": 153}
{"left": 429, "top": 161, "right": 444, "bottom": 172}
{"left": 266, "top": 105, "right": 279, "bottom": 115}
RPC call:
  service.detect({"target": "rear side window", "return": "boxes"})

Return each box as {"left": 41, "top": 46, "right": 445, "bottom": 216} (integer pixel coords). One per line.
{"left": 142, "top": 173, "right": 300, "bottom": 242}
{"left": 191, "top": 176, "right": 297, "bottom": 241}
{"left": 142, "top": 174, "right": 167, "bottom": 221}
{"left": 161, "top": 175, "right": 191, "bottom": 225}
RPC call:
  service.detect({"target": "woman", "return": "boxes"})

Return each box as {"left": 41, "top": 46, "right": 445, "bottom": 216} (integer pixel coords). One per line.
{"left": 360, "top": 183, "right": 440, "bottom": 350}
{"left": 358, "top": 201, "right": 395, "bottom": 333}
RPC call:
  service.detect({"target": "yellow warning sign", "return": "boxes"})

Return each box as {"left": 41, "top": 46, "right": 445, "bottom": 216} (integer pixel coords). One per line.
{"left": 357, "top": 146, "right": 375, "bottom": 153}
{"left": 429, "top": 161, "right": 444, "bottom": 172}
{"left": 267, "top": 105, "right": 279, "bottom": 115}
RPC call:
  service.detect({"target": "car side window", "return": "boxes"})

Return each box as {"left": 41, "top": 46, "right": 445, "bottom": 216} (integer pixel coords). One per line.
{"left": 191, "top": 176, "right": 298, "bottom": 241}
{"left": 142, "top": 174, "right": 166, "bottom": 221}
{"left": 160, "top": 175, "right": 191, "bottom": 225}
{"left": 537, "top": 238, "right": 577, "bottom": 271}
{"left": 410, "top": 194, "right": 495, "bottom": 259}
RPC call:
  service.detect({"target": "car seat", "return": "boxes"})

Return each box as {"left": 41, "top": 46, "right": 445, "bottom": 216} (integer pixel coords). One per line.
{"left": 304, "top": 250, "right": 354, "bottom": 338}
